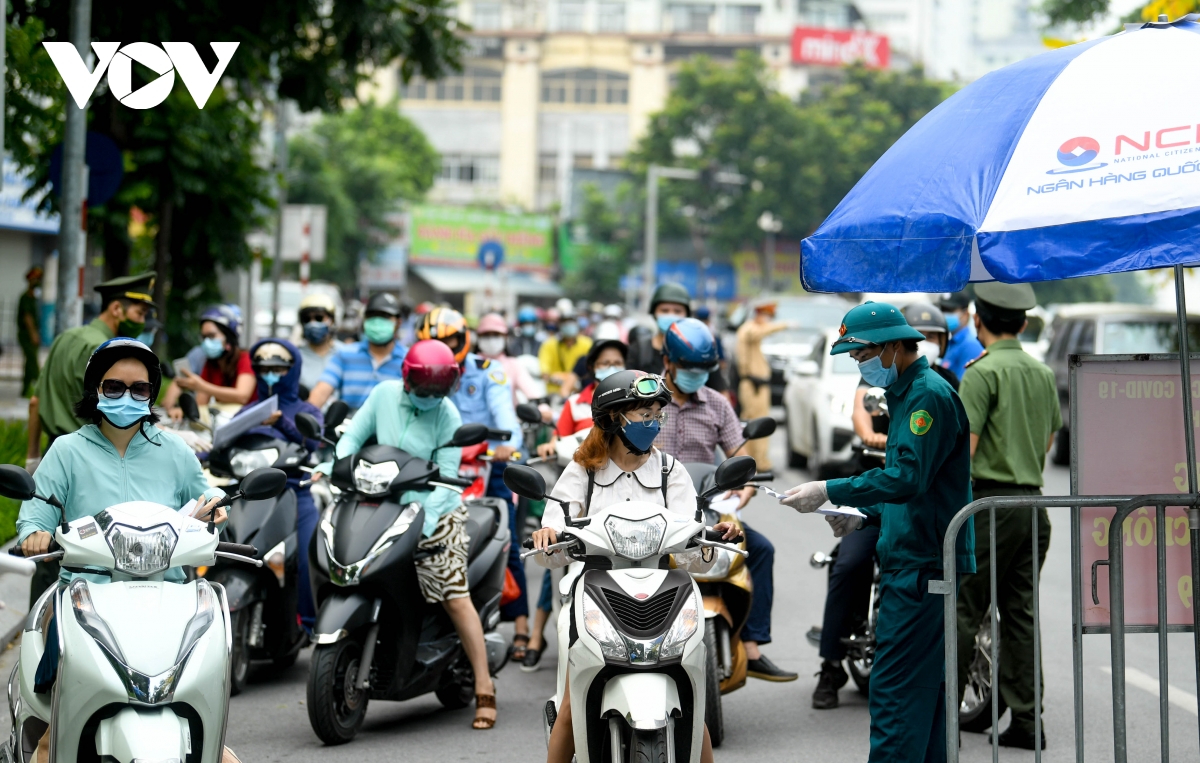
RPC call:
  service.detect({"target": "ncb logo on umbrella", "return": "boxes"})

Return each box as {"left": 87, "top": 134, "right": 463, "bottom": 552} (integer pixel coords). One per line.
{"left": 1047, "top": 136, "right": 1108, "bottom": 174}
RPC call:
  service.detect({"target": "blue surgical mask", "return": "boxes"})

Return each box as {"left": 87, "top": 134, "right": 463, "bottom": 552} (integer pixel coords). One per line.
{"left": 619, "top": 416, "right": 660, "bottom": 455}
{"left": 945, "top": 313, "right": 960, "bottom": 333}
{"left": 673, "top": 368, "right": 709, "bottom": 394}
{"left": 201, "top": 336, "right": 225, "bottom": 359}
{"left": 857, "top": 347, "right": 899, "bottom": 388}
{"left": 657, "top": 315, "right": 683, "bottom": 333}
{"left": 303, "top": 321, "right": 331, "bottom": 344}
{"left": 560, "top": 321, "right": 579, "bottom": 338}
{"left": 136, "top": 330, "right": 156, "bottom": 346}
{"left": 409, "top": 392, "right": 442, "bottom": 411}
{"left": 263, "top": 371, "right": 283, "bottom": 389}
{"left": 594, "top": 365, "right": 623, "bottom": 382}
{"left": 363, "top": 317, "right": 396, "bottom": 345}
{"left": 520, "top": 324, "right": 537, "bottom": 337}
{"left": 96, "top": 392, "right": 150, "bottom": 429}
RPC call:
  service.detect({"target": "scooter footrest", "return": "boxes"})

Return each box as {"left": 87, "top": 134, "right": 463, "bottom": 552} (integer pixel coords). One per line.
{"left": 545, "top": 700, "right": 558, "bottom": 730}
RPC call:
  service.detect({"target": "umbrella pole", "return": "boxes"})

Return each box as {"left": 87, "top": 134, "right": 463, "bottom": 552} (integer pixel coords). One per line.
{"left": 1172, "top": 264, "right": 1200, "bottom": 756}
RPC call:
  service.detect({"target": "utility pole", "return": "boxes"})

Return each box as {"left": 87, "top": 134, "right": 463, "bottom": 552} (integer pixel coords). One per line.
{"left": 269, "top": 100, "right": 289, "bottom": 338}
{"left": 56, "top": 0, "right": 91, "bottom": 333}
{"left": 757, "top": 211, "right": 782, "bottom": 293}
{"left": 1, "top": 0, "right": 6, "bottom": 193}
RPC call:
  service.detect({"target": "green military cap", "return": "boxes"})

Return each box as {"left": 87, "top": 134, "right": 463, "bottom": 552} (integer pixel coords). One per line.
{"left": 973, "top": 282, "right": 1036, "bottom": 311}
{"left": 95, "top": 272, "right": 156, "bottom": 307}
{"left": 830, "top": 301, "right": 926, "bottom": 355}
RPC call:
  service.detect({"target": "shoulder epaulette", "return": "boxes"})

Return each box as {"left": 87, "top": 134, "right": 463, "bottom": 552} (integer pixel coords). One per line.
{"left": 964, "top": 350, "right": 988, "bottom": 369}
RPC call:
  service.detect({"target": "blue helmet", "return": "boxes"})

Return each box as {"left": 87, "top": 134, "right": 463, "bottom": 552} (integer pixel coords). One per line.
{"left": 517, "top": 305, "right": 538, "bottom": 324}
{"left": 663, "top": 318, "right": 720, "bottom": 371}
{"left": 200, "top": 304, "right": 241, "bottom": 346}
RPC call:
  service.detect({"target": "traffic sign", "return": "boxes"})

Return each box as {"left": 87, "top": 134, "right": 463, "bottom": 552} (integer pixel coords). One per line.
{"left": 478, "top": 240, "right": 504, "bottom": 271}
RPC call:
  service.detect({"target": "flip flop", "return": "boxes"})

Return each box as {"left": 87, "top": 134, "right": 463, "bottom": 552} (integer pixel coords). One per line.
{"left": 508, "top": 633, "right": 530, "bottom": 662}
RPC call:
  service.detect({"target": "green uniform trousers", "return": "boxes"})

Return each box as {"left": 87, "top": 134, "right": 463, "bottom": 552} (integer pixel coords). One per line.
{"left": 955, "top": 483, "right": 1050, "bottom": 735}
{"left": 869, "top": 568, "right": 950, "bottom": 763}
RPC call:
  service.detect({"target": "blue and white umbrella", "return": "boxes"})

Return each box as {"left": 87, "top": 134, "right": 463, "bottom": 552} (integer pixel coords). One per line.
{"left": 801, "top": 15, "right": 1200, "bottom": 294}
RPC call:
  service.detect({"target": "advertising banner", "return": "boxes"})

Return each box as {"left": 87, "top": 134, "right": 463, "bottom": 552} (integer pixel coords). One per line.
{"left": 791, "top": 27, "right": 890, "bottom": 70}
{"left": 1072, "top": 356, "right": 1196, "bottom": 627}
{"left": 409, "top": 205, "right": 553, "bottom": 272}
{"left": 732, "top": 250, "right": 805, "bottom": 298}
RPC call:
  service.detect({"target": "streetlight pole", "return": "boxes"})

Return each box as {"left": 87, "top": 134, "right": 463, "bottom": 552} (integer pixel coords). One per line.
{"left": 269, "top": 100, "right": 289, "bottom": 339}
{"left": 757, "top": 211, "right": 783, "bottom": 294}
{"left": 57, "top": 0, "right": 92, "bottom": 333}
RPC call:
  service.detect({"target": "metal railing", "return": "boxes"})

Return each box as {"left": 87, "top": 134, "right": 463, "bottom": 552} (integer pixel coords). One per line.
{"left": 933, "top": 493, "right": 1200, "bottom": 763}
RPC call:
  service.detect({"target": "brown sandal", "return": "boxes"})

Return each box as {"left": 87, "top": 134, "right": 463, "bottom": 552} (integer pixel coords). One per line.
{"left": 473, "top": 692, "right": 497, "bottom": 729}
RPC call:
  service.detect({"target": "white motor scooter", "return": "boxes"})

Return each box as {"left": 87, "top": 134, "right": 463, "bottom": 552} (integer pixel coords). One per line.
{"left": 0, "top": 463, "right": 288, "bottom": 763}
{"left": 506, "top": 456, "right": 755, "bottom": 763}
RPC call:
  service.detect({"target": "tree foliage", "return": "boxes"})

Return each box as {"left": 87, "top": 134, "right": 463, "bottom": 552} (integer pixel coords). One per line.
{"left": 562, "top": 183, "right": 639, "bottom": 303}
{"left": 1042, "top": 0, "right": 1113, "bottom": 25}
{"left": 287, "top": 101, "right": 439, "bottom": 291}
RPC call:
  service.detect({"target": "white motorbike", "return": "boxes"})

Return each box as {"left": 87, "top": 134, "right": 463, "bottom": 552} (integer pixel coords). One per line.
{"left": 505, "top": 456, "right": 756, "bottom": 763}
{"left": 0, "top": 464, "right": 288, "bottom": 763}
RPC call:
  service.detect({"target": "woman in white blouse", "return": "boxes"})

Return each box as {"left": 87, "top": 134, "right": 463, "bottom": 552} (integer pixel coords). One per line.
{"left": 531, "top": 370, "right": 737, "bottom": 763}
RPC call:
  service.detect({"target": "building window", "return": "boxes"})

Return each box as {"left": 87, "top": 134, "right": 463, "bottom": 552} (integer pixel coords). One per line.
{"left": 439, "top": 154, "right": 500, "bottom": 185}
{"left": 597, "top": 2, "right": 627, "bottom": 32}
{"left": 402, "top": 67, "right": 502, "bottom": 102}
{"left": 541, "top": 69, "right": 629, "bottom": 105}
{"left": 669, "top": 4, "right": 714, "bottom": 33}
{"left": 538, "top": 154, "right": 558, "bottom": 184}
{"left": 558, "top": 1, "right": 586, "bottom": 31}
{"left": 726, "top": 5, "right": 760, "bottom": 34}
{"left": 473, "top": 2, "right": 503, "bottom": 30}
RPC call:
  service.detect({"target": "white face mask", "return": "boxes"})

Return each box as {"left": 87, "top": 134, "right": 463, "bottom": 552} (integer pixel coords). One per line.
{"left": 477, "top": 335, "right": 506, "bottom": 358}
{"left": 918, "top": 339, "right": 942, "bottom": 362}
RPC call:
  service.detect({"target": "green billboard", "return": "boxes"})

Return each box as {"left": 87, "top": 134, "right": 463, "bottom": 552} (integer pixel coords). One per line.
{"left": 409, "top": 205, "right": 554, "bottom": 272}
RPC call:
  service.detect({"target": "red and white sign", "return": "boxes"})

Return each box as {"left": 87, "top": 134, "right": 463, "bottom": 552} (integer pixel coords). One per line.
{"left": 791, "top": 27, "right": 889, "bottom": 69}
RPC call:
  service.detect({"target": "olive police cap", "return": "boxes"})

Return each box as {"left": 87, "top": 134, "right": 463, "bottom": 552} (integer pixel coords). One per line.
{"left": 95, "top": 272, "right": 156, "bottom": 307}
{"left": 973, "top": 282, "right": 1037, "bottom": 311}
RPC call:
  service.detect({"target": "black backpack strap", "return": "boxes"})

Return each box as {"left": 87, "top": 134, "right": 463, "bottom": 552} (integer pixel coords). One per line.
{"left": 660, "top": 453, "right": 673, "bottom": 505}
{"left": 584, "top": 469, "right": 596, "bottom": 516}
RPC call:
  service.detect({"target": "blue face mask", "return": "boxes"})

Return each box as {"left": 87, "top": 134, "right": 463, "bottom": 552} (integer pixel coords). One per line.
{"left": 594, "top": 365, "right": 623, "bottom": 382}
{"left": 303, "top": 321, "right": 331, "bottom": 344}
{"left": 201, "top": 336, "right": 225, "bottom": 359}
{"left": 618, "top": 415, "right": 660, "bottom": 455}
{"left": 263, "top": 371, "right": 283, "bottom": 389}
{"left": 673, "top": 368, "right": 709, "bottom": 394}
{"left": 136, "top": 330, "right": 156, "bottom": 346}
{"left": 96, "top": 392, "right": 150, "bottom": 429}
{"left": 945, "top": 313, "right": 960, "bottom": 333}
{"left": 560, "top": 321, "right": 579, "bottom": 338}
{"left": 857, "top": 346, "right": 899, "bottom": 388}
{"left": 520, "top": 324, "right": 537, "bottom": 337}
{"left": 656, "top": 315, "right": 683, "bottom": 333}
{"left": 409, "top": 392, "right": 442, "bottom": 411}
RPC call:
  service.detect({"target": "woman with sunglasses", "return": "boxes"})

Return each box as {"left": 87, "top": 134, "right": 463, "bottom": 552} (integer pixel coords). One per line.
{"left": 528, "top": 369, "right": 738, "bottom": 763}
{"left": 165, "top": 305, "right": 256, "bottom": 421}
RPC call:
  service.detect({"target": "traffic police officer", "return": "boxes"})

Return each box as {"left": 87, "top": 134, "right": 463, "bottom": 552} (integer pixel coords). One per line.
{"left": 955, "top": 282, "right": 1059, "bottom": 751}
{"left": 938, "top": 291, "right": 985, "bottom": 380}
{"left": 783, "top": 301, "right": 975, "bottom": 763}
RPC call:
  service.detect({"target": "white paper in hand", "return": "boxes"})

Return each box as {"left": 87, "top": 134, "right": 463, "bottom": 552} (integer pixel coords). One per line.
{"left": 817, "top": 505, "right": 866, "bottom": 518}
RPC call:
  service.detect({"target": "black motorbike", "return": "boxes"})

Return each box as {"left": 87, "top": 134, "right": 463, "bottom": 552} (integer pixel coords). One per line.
{"left": 296, "top": 415, "right": 511, "bottom": 745}
{"left": 180, "top": 393, "right": 311, "bottom": 694}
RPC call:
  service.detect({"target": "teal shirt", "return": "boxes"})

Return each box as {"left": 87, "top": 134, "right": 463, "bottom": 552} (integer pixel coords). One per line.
{"left": 328, "top": 381, "right": 463, "bottom": 538}
{"left": 17, "top": 423, "right": 222, "bottom": 584}
{"left": 826, "top": 357, "right": 976, "bottom": 574}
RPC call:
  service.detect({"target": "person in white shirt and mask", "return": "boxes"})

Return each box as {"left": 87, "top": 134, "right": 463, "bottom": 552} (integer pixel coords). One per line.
{"left": 902, "top": 301, "right": 960, "bottom": 391}
{"left": 476, "top": 312, "right": 544, "bottom": 406}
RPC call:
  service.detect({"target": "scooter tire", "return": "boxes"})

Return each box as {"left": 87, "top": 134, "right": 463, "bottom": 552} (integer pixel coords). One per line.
{"left": 703, "top": 620, "right": 724, "bottom": 748}
{"left": 307, "top": 640, "right": 369, "bottom": 745}
{"left": 629, "top": 728, "right": 668, "bottom": 763}
{"left": 230, "top": 609, "right": 252, "bottom": 696}
{"left": 435, "top": 678, "right": 475, "bottom": 710}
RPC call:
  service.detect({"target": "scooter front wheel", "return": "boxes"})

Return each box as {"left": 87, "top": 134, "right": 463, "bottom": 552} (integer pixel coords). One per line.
{"left": 307, "top": 639, "right": 369, "bottom": 745}
{"left": 702, "top": 620, "right": 724, "bottom": 747}
{"left": 629, "top": 728, "right": 668, "bottom": 763}
{"left": 230, "top": 608, "right": 252, "bottom": 696}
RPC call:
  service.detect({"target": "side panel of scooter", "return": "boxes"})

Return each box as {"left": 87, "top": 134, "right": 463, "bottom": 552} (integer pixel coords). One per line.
{"left": 312, "top": 590, "right": 374, "bottom": 638}
{"left": 252, "top": 489, "right": 297, "bottom": 554}
{"left": 210, "top": 567, "right": 256, "bottom": 611}
{"left": 172, "top": 595, "right": 232, "bottom": 763}
{"left": 16, "top": 589, "right": 53, "bottom": 729}
{"left": 568, "top": 595, "right": 607, "bottom": 763}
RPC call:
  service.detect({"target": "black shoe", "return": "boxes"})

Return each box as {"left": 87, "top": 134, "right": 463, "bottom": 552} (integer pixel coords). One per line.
{"left": 805, "top": 626, "right": 822, "bottom": 647}
{"left": 746, "top": 654, "right": 798, "bottom": 682}
{"left": 812, "top": 661, "right": 848, "bottom": 709}
{"left": 990, "top": 727, "right": 1047, "bottom": 750}
{"left": 520, "top": 647, "right": 543, "bottom": 673}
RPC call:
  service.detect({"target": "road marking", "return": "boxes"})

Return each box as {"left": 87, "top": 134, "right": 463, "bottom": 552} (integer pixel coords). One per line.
{"left": 1100, "top": 666, "right": 1199, "bottom": 716}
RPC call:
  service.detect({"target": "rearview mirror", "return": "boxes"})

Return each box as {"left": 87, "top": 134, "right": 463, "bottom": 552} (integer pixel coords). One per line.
{"left": 741, "top": 417, "right": 776, "bottom": 441}
{"left": 516, "top": 402, "right": 541, "bottom": 424}
{"left": 178, "top": 392, "right": 201, "bottom": 422}
{"left": 709, "top": 456, "right": 757, "bottom": 496}
{"left": 445, "top": 423, "right": 490, "bottom": 449}
{"left": 239, "top": 468, "right": 288, "bottom": 501}
{"left": 0, "top": 465, "right": 36, "bottom": 502}
{"left": 296, "top": 412, "right": 321, "bottom": 440}
{"left": 863, "top": 388, "right": 888, "bottom": 417}
{"left": 325, "top": 400, "right": 350, "bottom": 430}
{"left": 503, "top": 464, "right": 547, "bottom": 501}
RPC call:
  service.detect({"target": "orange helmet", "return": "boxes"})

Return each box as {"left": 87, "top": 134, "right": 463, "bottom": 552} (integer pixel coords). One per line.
{"left": 417, "top": 306, "right": 472, "bottom": 364}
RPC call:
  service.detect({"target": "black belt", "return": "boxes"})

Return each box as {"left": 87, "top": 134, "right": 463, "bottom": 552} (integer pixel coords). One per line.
{"left": 972, "top": 478, "right": 1040, "bottom": 491}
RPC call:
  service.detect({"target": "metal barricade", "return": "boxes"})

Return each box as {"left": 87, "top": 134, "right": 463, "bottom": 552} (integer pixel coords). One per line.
{"left": 934, "top": 493, "right": 1200, "bottom": 763}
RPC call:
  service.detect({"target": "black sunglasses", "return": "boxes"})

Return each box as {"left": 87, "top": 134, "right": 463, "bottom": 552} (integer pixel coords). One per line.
{"left": 101, "top": 379, "right": 154, "bottom": 402}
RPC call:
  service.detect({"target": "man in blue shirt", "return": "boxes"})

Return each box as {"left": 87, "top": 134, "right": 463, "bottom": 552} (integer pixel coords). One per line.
{"left": 309, "top": 292, "right": 407, "bottom": 410}
{"left": 939, "top": 291, "right": 985, "bottom": 380}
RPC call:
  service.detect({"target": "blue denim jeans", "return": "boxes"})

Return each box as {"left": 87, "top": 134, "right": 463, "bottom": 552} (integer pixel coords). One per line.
{"left": 741, "top": 524, "right": 774, "bottom": 644}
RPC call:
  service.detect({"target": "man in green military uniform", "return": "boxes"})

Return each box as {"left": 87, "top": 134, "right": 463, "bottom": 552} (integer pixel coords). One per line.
{"left": 955, "top": 282, "right": 1058, "bottom": 751}
{"left": 25, "top": 272, "right": 155, "bottom": 607}
{"left": 783, "top": 302, "right": 975, "bottom": 763}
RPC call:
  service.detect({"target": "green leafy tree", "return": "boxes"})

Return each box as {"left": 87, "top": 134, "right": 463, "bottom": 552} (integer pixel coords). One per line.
{"left": 1042, "top": 0, "right": 1113, "bottom": 25}
{"left": 562, "top": 183, "right": 637, "bottom": 302}
{"left": 287, "top": 101, "right": 439, "bottom": 291}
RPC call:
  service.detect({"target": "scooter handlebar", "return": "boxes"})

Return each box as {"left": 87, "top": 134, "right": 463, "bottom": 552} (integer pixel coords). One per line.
{"left": 215, "top": 542, "right": 258, "bottom": 558}
{"left": 8, "top": 538, "right": 60, "bottom": 557}
{"left": 439, "top": 476, "right": 475, "bottom": 488}
{"left": 702, "top": 528, "right": 744, "bottom": 545}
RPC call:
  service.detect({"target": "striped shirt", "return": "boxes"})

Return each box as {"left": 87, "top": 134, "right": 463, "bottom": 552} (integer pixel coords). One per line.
{"left": 317, "top": 340, "right": 408, "bottom": 410}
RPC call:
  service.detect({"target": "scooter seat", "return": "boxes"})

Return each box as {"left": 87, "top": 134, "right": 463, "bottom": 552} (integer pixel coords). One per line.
{"left": 465, "top": 500, "right": 501, "bottom": 563}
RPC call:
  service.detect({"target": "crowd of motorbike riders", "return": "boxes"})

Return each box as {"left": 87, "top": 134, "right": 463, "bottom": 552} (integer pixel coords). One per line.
{"left": 9, "top": 268, "right": 1061, "bottom": 762}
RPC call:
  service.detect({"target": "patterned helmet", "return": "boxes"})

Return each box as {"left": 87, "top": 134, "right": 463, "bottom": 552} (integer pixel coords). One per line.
{"left": 417, "top": 306, "right": 472, "bottom": 364}
{"left": 402, "top": 340, "right": 462, "bottom": 398}
{"left": 200, "top": 305, "right": 240, "bottom": 346}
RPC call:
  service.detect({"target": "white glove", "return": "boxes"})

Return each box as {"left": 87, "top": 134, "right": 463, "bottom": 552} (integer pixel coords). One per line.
{"left": 781, "top": 481, "right": 828, "bottom": 513}
{"left": 827, "top": 514, "right": 863, "bottom": 538}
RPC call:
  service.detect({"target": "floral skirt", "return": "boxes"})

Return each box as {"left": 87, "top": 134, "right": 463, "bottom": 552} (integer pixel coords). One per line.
{"left": 415, "top": 505, "right": 470, "bottom": 603}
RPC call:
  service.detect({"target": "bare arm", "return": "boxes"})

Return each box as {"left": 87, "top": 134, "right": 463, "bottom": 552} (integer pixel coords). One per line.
{"left": 1048, "top": 431, "right": 1055, "bottom": 454}
{"left": 852, "top": 388, "right": 887, "bottom": 449}
{"left": 308, "top": 381, "right": 334, "bottom": 408}
{"left": 190, "top": 373, "right": 256, "bottom": 405}
{"left": 970, "top": 432, "right": 980, "bottom": 459}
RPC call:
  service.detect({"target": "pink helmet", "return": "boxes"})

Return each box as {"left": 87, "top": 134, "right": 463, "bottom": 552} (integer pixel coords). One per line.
{"left": 402, "top": 340, "right": 461, "bottom": 398}
{"left": 477, "top": 312, "right": 508, "bottom": 335}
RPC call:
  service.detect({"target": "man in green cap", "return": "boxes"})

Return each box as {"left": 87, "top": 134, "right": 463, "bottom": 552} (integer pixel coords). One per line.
{"left": 955, "top": 282, "right": 1058, "bottom": 751}
{"left": 781, "top": 301, "right": 975, "bottom": 763}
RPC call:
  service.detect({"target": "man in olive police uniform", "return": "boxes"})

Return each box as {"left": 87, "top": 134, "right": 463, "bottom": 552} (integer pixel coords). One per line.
{"left": 955, "top": 282, "right": 1059, "bottom": 751}
{"left": 783, "top": 302, "right": 975, "bottom": 763}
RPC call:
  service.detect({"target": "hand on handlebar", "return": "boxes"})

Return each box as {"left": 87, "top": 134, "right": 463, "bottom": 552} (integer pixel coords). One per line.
{"left": 193, "top": 495, "right": 227, "bottom": 525}
{"left": 536, "top": 439, "right": 558, "bottom": 459}
{"left": 712, "top": 522, "right": 741, "bottom": 541}
{"left": 492, "top": 445, "right": 516, "bottom": 463}
{"left": 20, "top": 531, "right": 53, "bottom": 559}
{"left": 531, "top": 527, "right": 559, "bottom": 553}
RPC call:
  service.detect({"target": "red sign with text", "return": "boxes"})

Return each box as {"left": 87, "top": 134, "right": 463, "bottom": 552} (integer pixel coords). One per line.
{"left": 791, "top": 27, "right": 890, "bottom": 70}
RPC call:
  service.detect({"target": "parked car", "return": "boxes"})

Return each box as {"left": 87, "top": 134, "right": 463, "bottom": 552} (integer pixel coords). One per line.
{"left": 1044, "top": 303, "right": 1200, "bottom": 465}
{"left": 783, "top": 330, "right": 862, "bottom": 477}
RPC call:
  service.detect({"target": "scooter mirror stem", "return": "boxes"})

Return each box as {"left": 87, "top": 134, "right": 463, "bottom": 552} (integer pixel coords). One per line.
{"left": 36, "top": 493, "right": 64, "bottom": 510}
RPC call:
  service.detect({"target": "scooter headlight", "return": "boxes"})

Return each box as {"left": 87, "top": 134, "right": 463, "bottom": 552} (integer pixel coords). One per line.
{"left": 105, "top": 523, "right": 178, "bottom": 577}
{"left": 175, "top": 580, "right": 216, "bottom": 663}
{"left": 69, "top": 578, "right": 127, "bottom": 663}
{"left": 581, "top": 591, "right": 628, "bottom": 660}
{"left": 604, "top": 515, "right": 667, "bottom": 561}
{"left": 659, "top": 589, "right": 700, "bottom": 659}
{"left": 353, "top": 459, "right": 400, "bottom": 496}
{"left": 229, "top": 447, "right": 279, "bottom": 478}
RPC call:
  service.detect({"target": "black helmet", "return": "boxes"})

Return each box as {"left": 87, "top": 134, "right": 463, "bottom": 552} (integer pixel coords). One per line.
{"left": 902, "top": 301, "right": 948, "bottom": 334}
{"left": 83, "top": 338, "right": 164, "bottom": 402}
{"left": 649, "top": 283, "right": 692, "bottom": 316}
{"left": 366, "top": 292, "right": 403, "bottom": 317}
{"left": 592, "top": 369, "right": 671, "bottom": 419}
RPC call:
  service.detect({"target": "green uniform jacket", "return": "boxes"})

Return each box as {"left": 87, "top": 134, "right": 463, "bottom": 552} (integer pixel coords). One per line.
{"left": 826, "top": 357, "right": 976, "bottom": 574}
{"left": 35, "top": 318, "right": 114, "bottom": 437}
{"left": 16, "top": 423, "right": 222, "bottom": 585}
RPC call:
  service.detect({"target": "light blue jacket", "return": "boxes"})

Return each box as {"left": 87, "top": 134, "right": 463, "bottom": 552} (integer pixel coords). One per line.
{"left": 325, "top": 381, "right": 463, "bottom": 537}
{"left": 17, "top": 423, "right": 222, "bottom": 584}
{"left": 453, "top": 353, "right": 522, "bottom": 452}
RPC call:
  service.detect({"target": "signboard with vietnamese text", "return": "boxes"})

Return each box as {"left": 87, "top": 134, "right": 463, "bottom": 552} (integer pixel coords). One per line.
{"left": 732, "top": 249, "right": 805, "bottom": 298}
{"left": 791, "top": 27, "right": 890, "bottom": 70}
{"left": 409, "top": 205, "right": 553, "bottom": 273}
{"left": 1072, "top": 356, "right": 1197, "bottom": 627}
